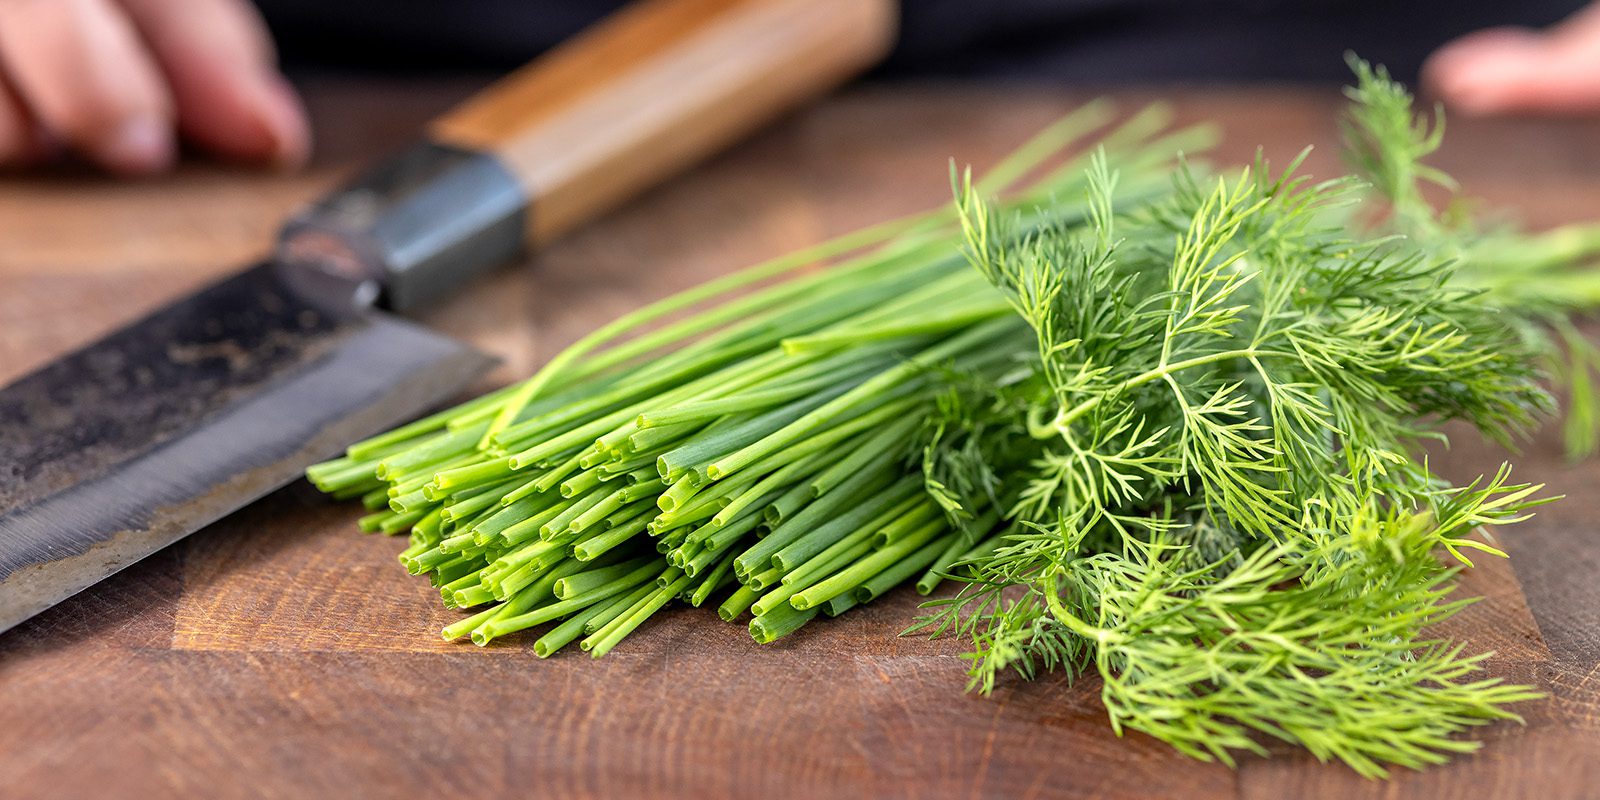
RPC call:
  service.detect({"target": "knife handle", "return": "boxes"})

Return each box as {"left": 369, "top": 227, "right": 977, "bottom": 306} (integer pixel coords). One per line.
{"left": 279, "top": 0, "right": 897, "bottom": 311}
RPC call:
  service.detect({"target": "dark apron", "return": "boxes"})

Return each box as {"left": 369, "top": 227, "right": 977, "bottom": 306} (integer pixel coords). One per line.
{"left": 254, "top": 0, "right": 1583, "bottom": 83}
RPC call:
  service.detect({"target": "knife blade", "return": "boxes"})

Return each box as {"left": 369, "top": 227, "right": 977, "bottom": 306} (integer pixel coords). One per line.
{"left": 0, "top": 264, "right": 494, "bottom": 632}
{"left": 0, "top": 0, "right": 895, "bottom": 633}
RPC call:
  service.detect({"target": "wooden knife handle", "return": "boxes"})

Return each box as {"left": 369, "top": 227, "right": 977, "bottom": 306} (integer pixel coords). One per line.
{"left": 432, "top": 0, "right": 897, "bottom": 245}
{"left": 279, "top": 0, "right": 897, "bottom": 311}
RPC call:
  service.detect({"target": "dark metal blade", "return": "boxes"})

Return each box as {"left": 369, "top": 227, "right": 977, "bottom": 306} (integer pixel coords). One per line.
{"left": 0, "top": 262, "right": 495, "bottom": 633}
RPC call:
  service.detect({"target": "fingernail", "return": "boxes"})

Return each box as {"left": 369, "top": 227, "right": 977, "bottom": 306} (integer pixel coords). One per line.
{"left": 101, "top": 116, "right": 173, "bottom": 175}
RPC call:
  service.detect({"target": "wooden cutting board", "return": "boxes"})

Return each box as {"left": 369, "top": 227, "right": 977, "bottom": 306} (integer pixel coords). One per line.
{"left": 1, "top": 81, "right": 1597, "bottom": 800}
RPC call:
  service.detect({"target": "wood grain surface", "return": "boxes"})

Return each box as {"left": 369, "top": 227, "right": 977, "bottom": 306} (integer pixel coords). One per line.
{"left": 1, "top": 80, "right": 1598, "bottom": 800}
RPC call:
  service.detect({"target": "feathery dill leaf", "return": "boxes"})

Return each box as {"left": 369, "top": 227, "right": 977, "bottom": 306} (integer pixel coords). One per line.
{"left": 915, "top": 57, "right": 1567, "bottom": 778}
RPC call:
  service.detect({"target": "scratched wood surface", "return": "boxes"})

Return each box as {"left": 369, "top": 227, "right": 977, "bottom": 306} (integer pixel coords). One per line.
{"left": 1, "top": 81, "right": 1598, "bottom": 800}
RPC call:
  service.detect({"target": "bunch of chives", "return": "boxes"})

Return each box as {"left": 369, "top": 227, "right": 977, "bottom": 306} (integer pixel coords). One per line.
{"left": 306, "top": 102, "right": 1205, "bottom": 656}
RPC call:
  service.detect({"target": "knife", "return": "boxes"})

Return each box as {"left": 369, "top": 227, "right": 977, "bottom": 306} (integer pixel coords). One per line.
{"left": 0, "top": 0, "right": 895, "bottom": 634}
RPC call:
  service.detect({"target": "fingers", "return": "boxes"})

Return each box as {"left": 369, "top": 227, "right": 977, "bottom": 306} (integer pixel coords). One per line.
{"left": 0, "top": 0, "right": 307, "bottom": 173}
{"left": 0, "top": 0, "right": 175, "bottom": 174}
{"left": 1426, "top": 5, "right": 1600, "bottom": 115}
{"left": 118, "top": 0, "right": 309, "bottom": 169}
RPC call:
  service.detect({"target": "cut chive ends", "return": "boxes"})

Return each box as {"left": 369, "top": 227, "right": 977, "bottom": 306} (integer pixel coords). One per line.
{"left": 303, "top": 96, "right": 1119, "bottom": 659}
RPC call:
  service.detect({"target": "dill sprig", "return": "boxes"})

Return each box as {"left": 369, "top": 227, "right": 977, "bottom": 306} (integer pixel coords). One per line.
{"left": 913, "top": 60, "right": 1569, "bottom": 778}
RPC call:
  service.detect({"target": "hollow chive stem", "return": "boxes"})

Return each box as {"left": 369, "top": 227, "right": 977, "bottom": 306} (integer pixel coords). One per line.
{"left": 733, "top": 467, "right": 898, "bottom": 578}
{"left": 915, "top": 509, "right": 1000, "bottom": 594}
{"left": 762, "top": 484, "right": 814, "bottom": 529}
{"left": 655, "top": 530, "right": 689, "bottom": 554}
{"left": 681, "top": 531, "right": 734, "bottom": 576}
{"left": 306, "top": 457, "right": 382, "bottom": 490}
{"left": 770, "top": 477, "right": 922, "bottom": 572}
{"left": 453, "top": 585, "right": 495, "bottom": 607}
{"left": 581, "top": 576, "right": 669, "bottom": 649}
{"left": 750, "top": 579, "right": 805, "bottom": 618}
{"left": 443, "top": 556, "right": 587, "bottom": 641}
{"left": 708, "top": 319, "right": 1019, "bottom": 481}
{"left": 655, "top": 387, "right": 851, "bottom": 483}
{"left": 534, "top": 600, "right": 616, "bottom": 658}
{"left": 499, "top": 498, "right": 575, "bottom": 546}
{"left": 619, "top": 478, "right": 666, "bottom": 502}
{"left": 331, "top": 478, "right": 384, "bottom": 502}
{"left": 528, "top": 451, "right": 591, "bottom": 491}
{"left": 587, "top": 572, "right": 694, "bottom": 658}
{"left": 636, "top": 357, "right": 889, "bottom": 429}
{"left": 654, "top": 567, "right": 687, "bottom": 589}
{"left": 358, "top": 486, "right": 390, "bottom": 509}
{"left": 856, "top": 533, "right": 953, "bottom": 604}
{"left": 780, "top": 296, "right": 1009, "bottom": 356}
{"left": 744, "top": 399, "right": 927, "bottom": 517}
{"left": 307, "top": 457, "right": 382, "bottom": 492}
{"left": 699, "top": 509, "right": 764, "bottom": 553}
{"left": 790, "top": 519, "right": 945, "bottom": 611}
{"left": 689, "top": 549, "right": 740, "bottom": 607}
{"left": 582, "top": 581, "right": 659, "bottom": 635}
{"left": 780, "top": 496, "right": 921, "bottom": 592}
{"left": 667, "top": 542, "right": 699, "bottom": 570}
{"left": 375, "top": 424, "right": 486, "bottom": 478}
{"left": 821, "top": 593, "right": 858, "bottom": 617}
{"left": 571, "top": 486, "right": 630, "bottom": 532}
{"left": 481, "top": 209, "right": 941, "bottom": 446}
{"left": 489, "top": 538, "right": 562, "bottom": 575}
{"left": 712, "top": 449, "right": 833, "bottom": 526}
{"left": 655, "top": 472, "right": 758, "bottom": 528}
{"left": 437, "top": 529, "right": 479, "bottom": 555}
{"left": 572, "top": 510, "right": 653, "bottom": 561}
{"left": 474, "top": 561, "right": 661, "bottom": 645}
{"left": 540, "top": 488, "right": 610, "bottom": 539}
{"left": 874, "top": 502, "right": 942, "bottom": 546}
{"left": 378, "top": 508, "right": 428, "bottom": 535}
{"left": 717, "top": 583, "right": 760, "bottom": 622}
{"left": 745, "top": 565, "right": 785, "bottom": 592}
{"left": 442, "top": 603, "right": 506, "bottom": 642}
{"left": 749, "top": 603, "right": 818, "bottom": 644}
{"left": 440, "top": 477, "right": 527, "bottom": 523}
{"left": 554, "top": 556, "right": 658, "bottom": 600}
{"left": 430, "top": 457, "right": 517, "bottom": 492}
{"left": 359, "top": 508, "right": 398, "bottom": 534}
{"left": 623, "top": 421, "right": 702, "bottom": 453}
{"left": 560, "top": 468, "right": 604, "bottom": 498}
{"left": 466, "top": 493, "right": 554, "bottom": 543}
{"left": 657, "top": 472, "right": 706, "bottom": 512}
{"left": 338, "top": 384, "right": 519, "bottom": 462}
{"left": 807, "top": 419, "right": 921, "bottom": 497}
{"left": 493, "top": 555, "right": 562, "bottom": 600}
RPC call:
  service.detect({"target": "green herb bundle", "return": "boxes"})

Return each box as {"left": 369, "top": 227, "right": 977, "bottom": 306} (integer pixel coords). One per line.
{"left": 308, "top": 60, "right": 1600, "bottom": 777}
{"left": 305, "top": 99, "right": 1195, "bottom": 653}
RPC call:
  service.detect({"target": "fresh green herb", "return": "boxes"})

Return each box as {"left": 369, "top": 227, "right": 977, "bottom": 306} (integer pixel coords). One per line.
{"left": 912, "top": 58, "right": 1580, "bottom": 778}
{"left": 307, "top": 58, "right": 1599, "bottom": 779}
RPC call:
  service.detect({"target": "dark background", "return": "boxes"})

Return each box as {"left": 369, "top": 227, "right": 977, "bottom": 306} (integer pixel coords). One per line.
{"left": 255, "top": 0, "right": 1583, "bottom": 83}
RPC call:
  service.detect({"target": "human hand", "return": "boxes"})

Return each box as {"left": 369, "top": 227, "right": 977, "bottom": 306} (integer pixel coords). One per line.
{"left": 1425, "top": 3, "right": 1600, "bottom": 116}
{"left": 0, "top": 0, "right": 308, "bottom": 175}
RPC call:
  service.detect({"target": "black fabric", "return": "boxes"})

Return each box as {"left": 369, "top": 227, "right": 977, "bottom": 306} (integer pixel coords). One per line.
{"left": 255, "top": 0, "right": 1585, "bottom": 83}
